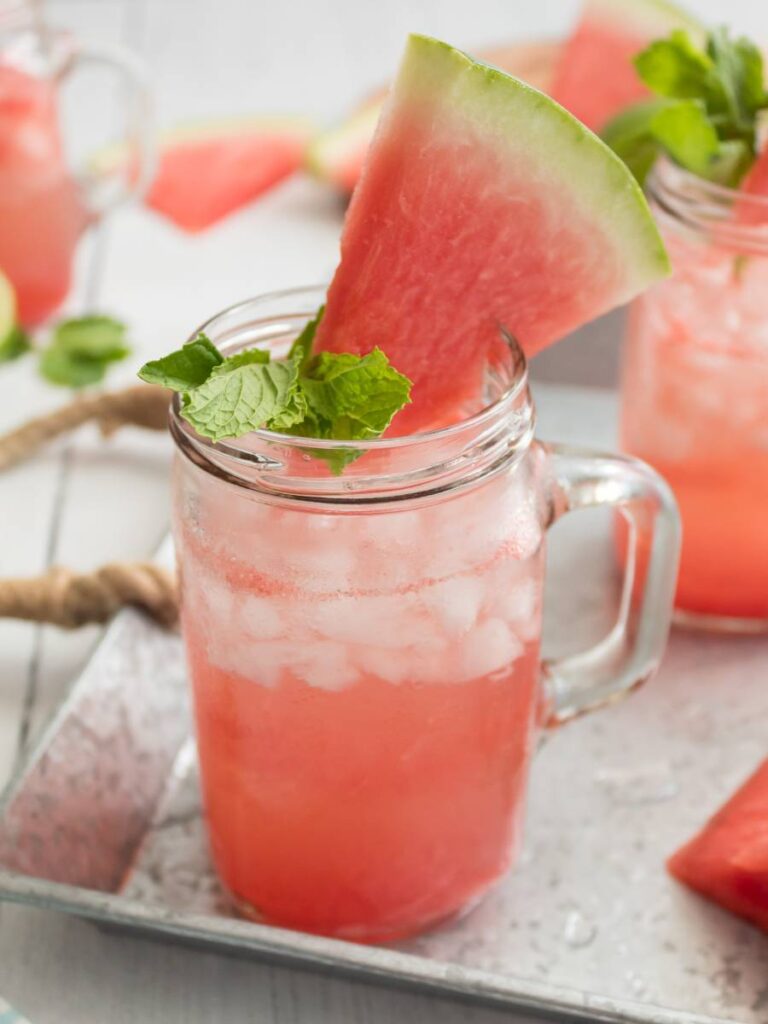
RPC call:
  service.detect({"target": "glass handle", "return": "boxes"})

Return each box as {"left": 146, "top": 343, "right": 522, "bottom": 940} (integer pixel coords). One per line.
{"left": 541, "top": 443, "right": 681, "bottom": 725}
{"left": 59, "top": 38, "right": 154, "bottom": 216}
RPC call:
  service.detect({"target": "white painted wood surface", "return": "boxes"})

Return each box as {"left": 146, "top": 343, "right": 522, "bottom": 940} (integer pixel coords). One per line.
{"left": 1, "top": 1, "right": 767, "bottom": 1020}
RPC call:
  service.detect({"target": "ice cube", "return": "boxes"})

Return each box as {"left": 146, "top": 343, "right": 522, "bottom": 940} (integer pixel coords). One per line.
{"left": 237, "top": 593, "right": 285, "bottom": 640}
{"left": 458, "top": 618, "right": 523, "bottom": 681}
{"left": 354, "top": 645, "right": 412, "bottom": 685}
{"left": 308, "top": 593, "right": 424, "bottom": 648}
{"left": 297, "top": 541, "right": 357, "bottom": 593}
{"left": 204, "top": 635, "right": 287, "bottom": 688}
{"left": 422, "top": 575, "right": 485, "bottom": 634}
{"left": 293, "top": 641, "right": 359, "bottom": 691}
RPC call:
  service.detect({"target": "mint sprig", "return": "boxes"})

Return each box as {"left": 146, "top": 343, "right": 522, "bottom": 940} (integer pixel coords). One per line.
{"left": 138, "top": 308, "right": 412, "bottom": 467}
{"left": 603, "top": 27, "right": 768, "bottom": 187}
{"left": 40, "top": 316, "right": 131, "bottom": 388}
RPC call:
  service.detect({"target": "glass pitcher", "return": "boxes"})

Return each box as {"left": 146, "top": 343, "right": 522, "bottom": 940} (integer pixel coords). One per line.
{"left": 170, "top": 286, "right": 681, "bottom": 942}
{"left": 0, "top": 0, "right": 151, "bottom": 325}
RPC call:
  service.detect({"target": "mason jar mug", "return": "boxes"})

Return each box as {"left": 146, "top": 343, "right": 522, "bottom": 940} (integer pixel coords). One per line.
{"left": 171, "top": 286, "right": 681, "bottom": 942}
{"left": 622, "top": 158, "right": 768, "bottom": 630}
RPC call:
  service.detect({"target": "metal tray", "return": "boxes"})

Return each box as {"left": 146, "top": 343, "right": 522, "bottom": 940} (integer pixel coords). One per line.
{"left": 1, "top": 385, "right": 767, "bottom": 1024}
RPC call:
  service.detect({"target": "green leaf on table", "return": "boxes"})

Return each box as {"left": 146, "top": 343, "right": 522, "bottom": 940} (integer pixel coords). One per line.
{"left": 40, "top": 346, "right": 111, "bottom": 388}
{"left": 0, "top": 325, "right": 31, "bottom": 363}
{"left": 181, "top": 358, "right": 299, "bottom": 441}
{"left": 138, "top": 333, "right": 223, "bottom": 390}
{"left": 53, "top": 315, "right": 130, "bottom": 360}
{"left": 40, "top": 315, "right": 131, "bottom": 389}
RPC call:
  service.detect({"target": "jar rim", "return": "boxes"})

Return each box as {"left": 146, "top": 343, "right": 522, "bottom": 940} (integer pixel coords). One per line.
{"left": 648, "top": 156, "right": 768, "bottom": 254}
{"left": 169, "top": 286, "right": 536, "bottom": 505}
{"left": 171, "top": 284, "right": 532, "bottom": 454}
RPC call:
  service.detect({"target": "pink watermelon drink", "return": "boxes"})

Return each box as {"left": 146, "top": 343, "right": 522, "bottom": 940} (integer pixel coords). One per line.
{"left": 164, "top": 37, "right": 676, "bottom": 941}
{"left": 0, "top": 63, "right": 86, "bottom": 325}
{"left": 621, "top": 160, "right": 768, "bottom": 626}
{"left": 176, "top": 366, "right": 546, "bottom": 940}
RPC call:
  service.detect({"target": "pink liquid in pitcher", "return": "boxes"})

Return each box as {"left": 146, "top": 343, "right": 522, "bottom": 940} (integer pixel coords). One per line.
{"left": 0, "top": 64, "right": 86, "bottom": 325}
{"left": 176, "top": 452, "right": 545, "bottom": 941}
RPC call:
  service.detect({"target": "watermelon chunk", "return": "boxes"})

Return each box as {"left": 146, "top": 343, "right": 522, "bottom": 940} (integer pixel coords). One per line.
{"left": 315, "top": 35, "right": 669, "bottom": 433}
{"left": 550, "top": 0, "right": 702, "bottom": 132}
{"left": 668, "top": 758, "right": 768, "bottom": 931}
{"left": 129, "top": 117, "right": 313, "bottom": 232}
{"left": 305, "top": 41, "right": 558, "bottom": 195}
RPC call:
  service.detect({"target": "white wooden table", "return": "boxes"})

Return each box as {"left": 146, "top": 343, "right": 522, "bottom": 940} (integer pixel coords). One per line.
{"left": 0, "top": 0, "right": 765, "bottom": 1020}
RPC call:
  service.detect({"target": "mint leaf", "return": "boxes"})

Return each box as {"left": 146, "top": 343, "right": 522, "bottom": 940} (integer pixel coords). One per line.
{"left": 300, "top": 348, "right": 412, "bottom": 440}
{"left": 266, "top": 381, "right": 309, "bottom": 431}
{"left": 139, "top": 333, "right": 222, "bottom": 391}
{"left": 707, "top": 138, "right": 754, "bottom": 186}
{"left": 601, "top": 99, "right": 669, "bottom": 184}
{"left": 288, "top": 306, "right": 324, "bottom": 373}
{"left": 54, "top": 315, "right": 129, "bottom": 361}
{"left": 707, "top": 28, "right": 767, "bottom": 130}
{"left": 650, "top": 100, "right": 720, "bottom": 176}
{"left": 141, "top": 306, "right": 414, "bottom": 465}
{"left": 303, "top": 445, "right": 363, "bottom": 476}
{"left": 40, "top": 315, "right": 131, "bottom": 389}
{"left": 613, "top": 27, "right": 768, "bottom": 186}
{"left": 40, "top": 346, "right": 110, "bottom": 387}
{"left": 635, "top": 31, "right": 723, "bottom": 106}
{"left": 182, "top": 358, "right": 298, "bottom": 441}
{"left": 0, "top": 325, "right": 30, "bottom": 364}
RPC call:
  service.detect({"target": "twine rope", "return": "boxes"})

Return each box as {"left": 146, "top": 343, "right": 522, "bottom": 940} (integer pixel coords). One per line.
{"left": 0, "top": 384, "right": 178, "bottom": 628}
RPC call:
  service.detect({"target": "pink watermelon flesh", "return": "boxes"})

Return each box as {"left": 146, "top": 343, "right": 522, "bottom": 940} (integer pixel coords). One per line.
{"left": 551, "top": 17, "right": 652, "bottom": 131}
{"left": 315, "top": 35, "right": 667, "bottom": 434}
{"left": 734, "top": 143, "right": 768, "bottom": 227}
{"left": 550, "top": 0, "right": 701, "bottom": 132}
{"left": 146, "top": 123, "right": 310, "bottom": 232}
{"left": 668, "top": 758, "right": 768, "bottom": 932}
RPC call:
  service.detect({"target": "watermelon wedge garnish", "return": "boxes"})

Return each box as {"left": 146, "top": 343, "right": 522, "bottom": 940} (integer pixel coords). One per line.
{"left": 305, "top": 41, "right": 558, "bottom": 195}
{"left": 97, "top": 116, "right": 314, "bottom": 232}
{"left": 550, "top": 0, "right": 703, "bottom": 132}
{"left": 668, "top": 758, "right": 768, "bottom": 932}
{"left": 315, "top": 34, "right": 669, "bottom": 433}
{"left": 734, "top": 142, "right": 768, "bottom": 227}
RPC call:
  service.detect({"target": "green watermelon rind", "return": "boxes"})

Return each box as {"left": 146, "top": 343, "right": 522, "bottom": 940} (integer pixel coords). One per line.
{"left": 582, "top": 0, "right": 704, "bottom": 40}
{"left": 304, "top": 99, "right": 382, "bottom": 185}
{"left": 392, "top": 34, "right": 670, "bottom": 298}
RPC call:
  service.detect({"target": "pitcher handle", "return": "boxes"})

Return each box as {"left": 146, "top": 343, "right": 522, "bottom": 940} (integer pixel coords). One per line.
{"left": 541, "top": 443, "right": 681, "bottom": 725}
{"left": 57, "top": 36, "right": 154, "bottom": 216}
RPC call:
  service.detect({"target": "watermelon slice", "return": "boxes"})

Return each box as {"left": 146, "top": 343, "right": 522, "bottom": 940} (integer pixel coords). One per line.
{"left": 550, "top": 0, "right": 702, "bottom": 132}
{"left": 668, "top": 758, "right": 768, "bottom": 931}
{"left": 734, "top": 143, "right": 768, "bottom": 226}
{"left": 315, "top": 34, "right": 669, "bottom": 433}
{"left": 99, "top": 117, "right": 314, "bottom": 232}
{"left": 305, "top": 41, "right": 558, "bottom": 195}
